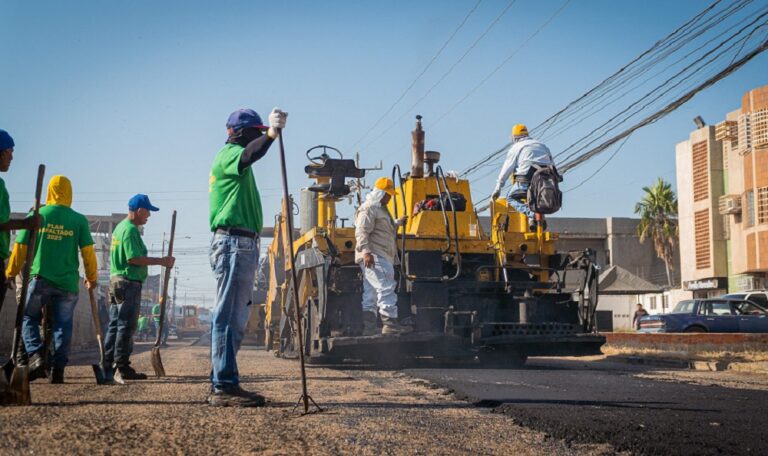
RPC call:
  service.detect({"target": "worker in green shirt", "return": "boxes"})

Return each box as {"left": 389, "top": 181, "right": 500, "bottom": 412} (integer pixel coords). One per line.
{"left": 151, "top": 302, "right": 168, "bottom": 346}
{"left": 207, "top": 107, "right": 286, "bottom": 407}
{"left": 136, "top": 314, "right": 148, "bottom": 341}
{"left": 0, "top": 129, "right": 39, "bottom": 310}
{"left": 6, "top": 175, "right": 98, "bottom": 384}
{"left": 103, "top": 194, "right": 174, "bottom": 383}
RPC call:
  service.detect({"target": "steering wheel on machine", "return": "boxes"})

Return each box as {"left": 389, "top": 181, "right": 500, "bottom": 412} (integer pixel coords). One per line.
{"left": 306, "top": 145, "right": 343, "bottom": 165}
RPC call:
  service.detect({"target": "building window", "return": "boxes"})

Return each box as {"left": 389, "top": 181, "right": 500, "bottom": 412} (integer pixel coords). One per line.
{"left": 695, "top": 209, "right": 711, "bottom": 269}
{"left": 722, "top": 214, "right": 730, "bottom": 240}
{"left": 739, "top": 113, "right": 752, "bottom": 153}
{"left": 746, "top": 190, "right": 756, "bottom": 227}
{"left": 759, "top": 187, "right": 768, "bottom": 225}
{"left": 753, "top": 108, "right": 768, "bottom": 149}
{"left": 692, "top": 141, "right": 709, "bottom": 202}
{"left": 649, "top": 296, "right": 657, "bottom": 310}
{"left": 662, "top": 295, "right": 668, "bottom": 309}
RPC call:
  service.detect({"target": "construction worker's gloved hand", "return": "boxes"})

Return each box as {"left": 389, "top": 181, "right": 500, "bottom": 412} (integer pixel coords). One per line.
{"left": 84, "top": 279, "right": 97, "bottom": 290}
{"left": 491, "top": 189, "right": 501, "bottom": 201}
{"left": 396, "top": 216, "right": 408, "bottom": 227}
{"left": 24, "top": 214, "right": 42, "bottom": 230}
{"left": 161, "top": 256, "right": 175, "bottom": 268}
{"left": 267, "top": 107, "right": 288, "bottom": 139}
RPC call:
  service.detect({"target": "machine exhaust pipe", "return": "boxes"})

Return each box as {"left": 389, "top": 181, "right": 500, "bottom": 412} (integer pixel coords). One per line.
{"left": 411, "top": 115, "right": 425, "bottom": 178}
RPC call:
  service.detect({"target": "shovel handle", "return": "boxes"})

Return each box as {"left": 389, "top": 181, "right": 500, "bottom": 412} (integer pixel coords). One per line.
{"left": 153, "top": 210, "right": 176, "bottom": 348}
{"left": 88, "top": 288, "right": 103, "bottom": 337}
{"left": 9, "top": 164, "right": 45, "bottom": 361}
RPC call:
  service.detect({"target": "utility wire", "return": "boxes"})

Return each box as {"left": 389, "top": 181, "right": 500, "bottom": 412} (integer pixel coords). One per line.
{"left": 348, "top": 0, "right": 483, "bottom": 151}
{"left": 459, "top": 0, "right": 736, "bottom": 177}
{"left": 562, "top": 134, "right": 632, "bottom": 193}
{"left": 432, "top": 0, "right": 572, "bottom": 128}
{"left": 360, "top": 0, "right": 518, "bottom": 152}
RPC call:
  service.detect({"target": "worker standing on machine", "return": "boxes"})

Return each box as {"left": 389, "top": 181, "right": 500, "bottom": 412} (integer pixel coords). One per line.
{"left": 491, "top": 124, "right": 555, "bottom": 231}
{"left": 355, "top": 177, "right": 411, "bottom": 336}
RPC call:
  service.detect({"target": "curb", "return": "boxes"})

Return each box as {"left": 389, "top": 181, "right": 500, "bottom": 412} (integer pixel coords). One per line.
{"left": 611, "top": 355, "right": 768, "bottom": 372}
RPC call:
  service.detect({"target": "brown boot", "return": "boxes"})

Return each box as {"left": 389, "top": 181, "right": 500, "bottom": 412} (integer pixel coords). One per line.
{"left": 381, "top": 316, "right": 413, "bottom": 335}
{"left": 362, "top": 312, "right": 379, "bottom": 336}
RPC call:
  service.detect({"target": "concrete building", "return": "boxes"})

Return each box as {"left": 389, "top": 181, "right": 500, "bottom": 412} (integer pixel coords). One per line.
{"left": 676, "top": 85, "right": 768, "bottom": 296}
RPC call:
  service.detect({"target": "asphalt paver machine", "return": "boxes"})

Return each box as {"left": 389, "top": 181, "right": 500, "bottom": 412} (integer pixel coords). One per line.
{"left": 266, "top": 117, "right": 605, "bottom": 365}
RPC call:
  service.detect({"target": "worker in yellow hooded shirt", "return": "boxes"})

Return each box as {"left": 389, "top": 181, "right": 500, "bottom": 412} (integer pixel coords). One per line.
{"left": 6, "top": 175, "right": 97, "bottom": 384}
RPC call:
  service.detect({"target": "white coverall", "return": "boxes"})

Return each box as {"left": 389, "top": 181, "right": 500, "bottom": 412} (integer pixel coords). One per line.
{"left": 355, "top": 188, "right": 399, "bottom": 318}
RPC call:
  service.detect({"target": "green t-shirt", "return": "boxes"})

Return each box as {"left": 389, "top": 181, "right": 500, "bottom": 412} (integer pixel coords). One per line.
{"left": 209, "top": 143, "right": 263, "bottom": 233}
{"left": 151, "top": 303, "right": 161, "bottom": 322}
{"left": 15, "top": 205, "right": 94, "bottom": 293}
{"left": 137, "top": 315, "right": 148, "bottom": 332}
{"left": 0, "top": 177, "right": 9, "bottom": 260}
{"left": 110, "top": 218, "right": 148, "bottom": 282}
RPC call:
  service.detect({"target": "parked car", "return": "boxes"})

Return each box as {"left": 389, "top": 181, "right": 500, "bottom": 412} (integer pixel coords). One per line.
{"left": 722, "top": 291, "right": 768, "bottom": 308}
{"left": 638, "top": 298, "right": 768, "bottom": 333}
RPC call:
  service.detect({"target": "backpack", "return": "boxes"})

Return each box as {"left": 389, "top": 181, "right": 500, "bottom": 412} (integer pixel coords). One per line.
{"left": 527, "top": 165, "right": 563, "bottom": 215}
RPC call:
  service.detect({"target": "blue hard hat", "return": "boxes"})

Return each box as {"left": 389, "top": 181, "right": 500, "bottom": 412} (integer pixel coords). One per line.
{"left": 0, "top": 129, "right": 14, "bottom": 150}
{"left": 226, "top": 109, "right": 267, "bottom": 131}
{"left": 128, "top": 194, "right": 160, "bottom": 212}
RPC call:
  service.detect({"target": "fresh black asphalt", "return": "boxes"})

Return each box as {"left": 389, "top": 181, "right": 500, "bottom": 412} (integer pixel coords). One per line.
{"left": 406, "top": 358, "right": 768, "bottom": 455}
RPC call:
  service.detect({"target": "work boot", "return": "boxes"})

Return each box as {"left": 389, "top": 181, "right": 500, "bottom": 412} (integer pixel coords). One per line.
{"left": 28, "top": 352, "right": 47, "bottom": 381}
{"left": 50, "top": 366, "right": 64, "bottom": 384}
{"left": 362, "top": 311, "right": 379, "bottom": 336}
{"left": 207, "top": 385, "right": 266, "bottom": 407}
{"left": 115, "top": 365, "right": 148, "bottom": 381}
{"left": 381, "top": 316, "right": 413, "bottom": 335}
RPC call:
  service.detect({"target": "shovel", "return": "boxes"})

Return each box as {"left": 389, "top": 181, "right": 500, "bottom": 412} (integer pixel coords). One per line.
{"left": 150, "top": 210, "right": 176, "bottom": 377}
{"left": 1, "top": 164, "right": 45, "bottom": 406}
{"left": 88, "top": 288, "right": 113, "bottom": 384}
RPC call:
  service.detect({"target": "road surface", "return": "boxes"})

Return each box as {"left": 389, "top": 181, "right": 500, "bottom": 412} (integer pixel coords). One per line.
{"left": 406, "top": 357, "right": 768, "bottom": 455}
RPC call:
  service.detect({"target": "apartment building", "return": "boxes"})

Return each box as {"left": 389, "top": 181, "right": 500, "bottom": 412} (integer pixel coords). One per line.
{"left": 677, "top": 85, "right": 768, "bottom": 296}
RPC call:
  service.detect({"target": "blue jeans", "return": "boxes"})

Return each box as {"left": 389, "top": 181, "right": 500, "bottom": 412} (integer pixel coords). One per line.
{"left": 103, "top": 276, "right": 143, "bottom": 367}
{"left": 22, "top": 277, "right": 79, "bottom": 368}
{"left": 507, "top": 182, "right": 534, "bottom": 219}
{"left": 209, "top": 233, "right": 259, "bottom": 390}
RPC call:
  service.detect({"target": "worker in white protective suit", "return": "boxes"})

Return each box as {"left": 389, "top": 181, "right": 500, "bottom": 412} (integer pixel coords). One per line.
{"left": 355, "top": 177, "right": 411, "bottom": 336}
{"left": 491, "top": 124, "right": 555, "bottom": 231}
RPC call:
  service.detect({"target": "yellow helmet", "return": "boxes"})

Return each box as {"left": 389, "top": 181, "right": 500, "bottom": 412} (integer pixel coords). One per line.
{"left": 511, "top": 124, "right": 529, "bottom": 137}
{"left": 374, "top": 177, "right": 396, "bottom": 196}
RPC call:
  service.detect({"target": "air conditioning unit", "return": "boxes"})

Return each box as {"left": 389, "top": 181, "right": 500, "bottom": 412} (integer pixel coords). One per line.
{"left": 719, "top": 194, "right": 742, "bottom": 215}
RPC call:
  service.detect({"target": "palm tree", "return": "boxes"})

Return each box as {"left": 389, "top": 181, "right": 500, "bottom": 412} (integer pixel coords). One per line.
{"left": 635, "top": 178, "right": 678, "bottom": 287}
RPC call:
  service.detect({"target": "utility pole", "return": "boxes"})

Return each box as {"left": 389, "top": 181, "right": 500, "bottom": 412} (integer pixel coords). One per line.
{"left": 171, "top": 266, "right": 178, "bottom": 324}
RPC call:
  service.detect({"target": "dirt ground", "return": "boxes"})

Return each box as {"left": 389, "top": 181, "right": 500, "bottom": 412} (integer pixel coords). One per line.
{"left": 0, "top": 343, "right": 615, "bottom": 456}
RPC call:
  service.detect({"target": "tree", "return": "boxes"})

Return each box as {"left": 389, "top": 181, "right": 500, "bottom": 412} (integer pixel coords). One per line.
{"left": 635, "top": 178, "right": 678, "bottom": 287}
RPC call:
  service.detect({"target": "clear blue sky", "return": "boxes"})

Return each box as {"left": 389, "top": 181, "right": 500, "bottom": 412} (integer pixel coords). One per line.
{"left": 2, "top": 0, "right": 766, "bottom": 305}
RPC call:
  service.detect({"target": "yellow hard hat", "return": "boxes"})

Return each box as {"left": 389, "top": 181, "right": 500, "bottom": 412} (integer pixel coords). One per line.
{"left": 511, "top": 124, "right": 529, "bottom": 137}
{"left": 374, "top": 177, "right": 396, "bottom": 196}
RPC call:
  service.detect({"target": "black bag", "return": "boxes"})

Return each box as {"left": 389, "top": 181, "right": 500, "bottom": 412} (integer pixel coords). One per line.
{"left": 527, "top": 165, "right": 562, "bottom": 215}
{"left": 441, "top": 192, "right": 467, "bottom": 212}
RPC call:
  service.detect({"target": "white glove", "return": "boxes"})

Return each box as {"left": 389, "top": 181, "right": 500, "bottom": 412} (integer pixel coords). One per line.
{"left": 445, "top": 170, "right": 459, "bottom": 180}
{"left": 269, "top": 107, "right": 288, "bottom": 129}
{"left": 491, "top": 186, "right": 501, "bottom": 201}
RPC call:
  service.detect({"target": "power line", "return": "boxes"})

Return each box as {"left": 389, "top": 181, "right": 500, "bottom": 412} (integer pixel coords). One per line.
{"left": 432, "top": 0, "right": 572, "bottom": 128}
{"left": 360, "top": 0, "right": 518, "bottom": 152}
{"left": 348, "top": 0, "right": 484, "bottom": 151}
{"left": 562, "top": 134, "right": 632, "bottom": 193}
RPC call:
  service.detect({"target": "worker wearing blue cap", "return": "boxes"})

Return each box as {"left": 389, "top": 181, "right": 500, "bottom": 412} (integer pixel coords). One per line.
{"left": 0, "top": 129, "right": 41, "bottom": 305}
{"left": 207, "top": 107, "right": 287, "bottom": 407}
{"left": 103, "top": 194, "right": 175, "bottom": 383}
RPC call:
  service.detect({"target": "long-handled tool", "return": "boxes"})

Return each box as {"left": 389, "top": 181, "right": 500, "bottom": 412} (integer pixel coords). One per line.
{"left": 276, "top": 130, "right": 321, "bottom": 415}
{"left": 150, "top": 210, "right": 176, "bottom": 377}
{"left": 88, "top": 288, "right": 113, "bottom": 384}
{"left": 1, "top": 164, "right": 45, "bottom": 406}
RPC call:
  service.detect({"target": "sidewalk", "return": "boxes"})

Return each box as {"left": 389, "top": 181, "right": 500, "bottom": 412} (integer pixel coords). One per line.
{"left": 0, "top": 343, "right": 614, "bottom": 456}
